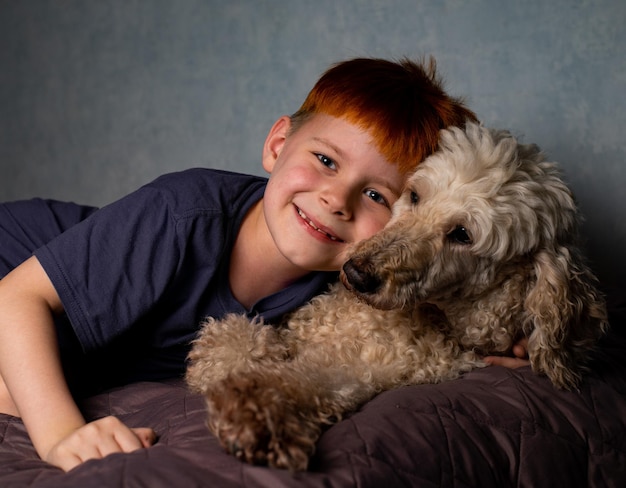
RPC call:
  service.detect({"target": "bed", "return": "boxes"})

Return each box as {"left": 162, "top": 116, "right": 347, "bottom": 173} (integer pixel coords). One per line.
{"left": 1, "top": 289, "right": 625, "bottom": 487}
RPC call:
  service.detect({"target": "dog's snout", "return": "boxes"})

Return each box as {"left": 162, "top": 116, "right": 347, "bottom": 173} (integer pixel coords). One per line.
{"left": 342, "top": 259, "right": 382, "bottom": 294}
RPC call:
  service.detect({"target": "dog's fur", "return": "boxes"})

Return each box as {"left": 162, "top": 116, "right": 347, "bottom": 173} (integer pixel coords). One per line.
{"left": 186, "top": 123, "right": 608, "bottom": 471}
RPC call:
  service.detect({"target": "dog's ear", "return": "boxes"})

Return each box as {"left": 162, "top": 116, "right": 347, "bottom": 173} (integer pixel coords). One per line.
{"left": 524, "top": 246, "right": 608, "bottom": 389}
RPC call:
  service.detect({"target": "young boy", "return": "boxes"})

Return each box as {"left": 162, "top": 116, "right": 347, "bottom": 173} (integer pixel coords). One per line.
{"left": 0, "top": 57, "right": 477, "bottom": 471}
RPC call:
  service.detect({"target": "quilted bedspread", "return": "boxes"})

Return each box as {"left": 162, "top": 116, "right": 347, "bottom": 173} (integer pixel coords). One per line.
{"left": 1, "top": 292, "right": 625, "bottom": 487}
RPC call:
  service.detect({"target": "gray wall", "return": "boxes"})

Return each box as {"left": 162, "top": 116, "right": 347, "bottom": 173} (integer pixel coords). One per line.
{"left": 1, "top": 0, "right": 624, "bottom": 287}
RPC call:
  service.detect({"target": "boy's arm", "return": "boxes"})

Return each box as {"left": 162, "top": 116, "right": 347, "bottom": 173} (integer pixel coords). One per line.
{"left": 0, "top": 256, "right": 155, "bottom": 471}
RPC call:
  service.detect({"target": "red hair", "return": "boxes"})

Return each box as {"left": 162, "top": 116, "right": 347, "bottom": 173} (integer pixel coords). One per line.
{"left": 290, "top": 57, "right": 478, "bottom": 174}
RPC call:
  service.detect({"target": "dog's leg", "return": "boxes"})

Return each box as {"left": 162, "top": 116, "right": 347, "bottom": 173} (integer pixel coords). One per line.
{"left": 204, "top": 363, "right": 370, "bottom": 471}
{"left": 185, "top": 314, "right": 291, "bottom": 395}
{"left": 205, "top": 339, "right": 483, "bottom": 471}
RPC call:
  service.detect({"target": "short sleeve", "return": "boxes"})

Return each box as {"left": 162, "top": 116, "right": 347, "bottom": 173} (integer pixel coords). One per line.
{"left": 35, "top": 186, "right": 183, "bottom": 352}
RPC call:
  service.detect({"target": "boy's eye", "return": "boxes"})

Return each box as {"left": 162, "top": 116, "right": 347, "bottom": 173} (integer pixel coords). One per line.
{"left": 316, "top": 153, "right": 336, "bottom": 170}
{"left": 365, "top": 189, "right": 389, "bottom": 207}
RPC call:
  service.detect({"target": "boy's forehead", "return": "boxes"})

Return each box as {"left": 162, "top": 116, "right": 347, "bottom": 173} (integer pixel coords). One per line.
{"left": 297, "top": 114, "right": 377, "bottom": 149}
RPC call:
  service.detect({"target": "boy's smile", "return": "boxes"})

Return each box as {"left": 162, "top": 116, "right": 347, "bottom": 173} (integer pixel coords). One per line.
{"left": 260, "top": 113, "right": 405, "bottom": 274}
{"left": 295, "top": 206, "right": 345, "bottom": 243}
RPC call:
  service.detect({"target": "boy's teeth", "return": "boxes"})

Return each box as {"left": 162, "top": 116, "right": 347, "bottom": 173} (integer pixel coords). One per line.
{"left": 297, "top": 208, "right": 340, "bottom": 241}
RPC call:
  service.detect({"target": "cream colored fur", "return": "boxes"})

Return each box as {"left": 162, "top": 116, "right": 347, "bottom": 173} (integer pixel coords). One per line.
{"left": 186, "top": 122, "right": 608, "bottom": 471}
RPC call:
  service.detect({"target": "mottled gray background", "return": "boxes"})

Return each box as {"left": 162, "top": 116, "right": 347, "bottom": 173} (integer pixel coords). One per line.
{"left": 1, "top": 0, "right": 624, "bottom": 287}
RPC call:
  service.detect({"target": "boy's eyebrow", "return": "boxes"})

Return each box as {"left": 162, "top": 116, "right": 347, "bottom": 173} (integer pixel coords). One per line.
{"left": 311, "top": 137, "right": 346, "bottom": 159}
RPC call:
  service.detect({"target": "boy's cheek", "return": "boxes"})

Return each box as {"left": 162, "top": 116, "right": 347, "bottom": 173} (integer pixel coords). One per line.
{"left": 268, "top": 165, "right": 319, "bottom": 194}
{"left": 356, "top": 215, "right": 392, "bottom": 242}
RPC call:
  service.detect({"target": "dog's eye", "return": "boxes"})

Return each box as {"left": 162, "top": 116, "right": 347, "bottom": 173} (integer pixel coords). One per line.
{"left": 447, "top": 226, "right": 472, "bottom": 245}
{"left": 410, "top": 191, "right": 419, "bottom": 205}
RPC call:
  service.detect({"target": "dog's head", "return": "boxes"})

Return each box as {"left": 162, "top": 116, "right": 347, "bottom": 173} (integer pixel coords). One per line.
{"left": 342, "top": 123, "right": 576, "bottom": 306}
{"left": 342, "top": 123, "right": 607, "bottom": 388}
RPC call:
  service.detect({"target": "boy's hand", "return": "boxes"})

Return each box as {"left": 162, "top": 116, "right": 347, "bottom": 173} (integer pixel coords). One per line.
{"left": 44, "top": 416, "right": 156, "bottom": 472}
{"left": 483, "top": 338, "right": 530, "bottom": 369}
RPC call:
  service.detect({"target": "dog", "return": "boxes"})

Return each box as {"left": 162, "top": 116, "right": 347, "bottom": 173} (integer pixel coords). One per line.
{"left": 186, "top": 122, "right": 608, "bottom": 471}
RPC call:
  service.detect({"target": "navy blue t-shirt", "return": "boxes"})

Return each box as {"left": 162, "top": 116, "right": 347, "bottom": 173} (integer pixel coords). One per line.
{"left": 0, "top": 169, "right": 336, "bottom": 394}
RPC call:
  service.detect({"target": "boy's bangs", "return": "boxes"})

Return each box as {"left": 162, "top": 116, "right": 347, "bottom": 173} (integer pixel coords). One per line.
{"left": 292, "top": 57, "right": 477, "bottom": 175}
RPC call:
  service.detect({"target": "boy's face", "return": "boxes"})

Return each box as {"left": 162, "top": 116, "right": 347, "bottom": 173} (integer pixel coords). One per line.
{"left": 262, "top": 113, "right": 405, "bottom": 272}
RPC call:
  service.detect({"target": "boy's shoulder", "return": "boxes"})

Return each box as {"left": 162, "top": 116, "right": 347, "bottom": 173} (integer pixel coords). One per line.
{"left": 142, "top": 168, "right": 267, "bottom": 213}
{"left": 149, "top": 168, "right": 266, "bottom": 191}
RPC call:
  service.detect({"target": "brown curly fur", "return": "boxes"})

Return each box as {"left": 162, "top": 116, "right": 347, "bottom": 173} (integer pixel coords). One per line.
{"left": 186, "top": 123, "right": 608, "bottom": 471}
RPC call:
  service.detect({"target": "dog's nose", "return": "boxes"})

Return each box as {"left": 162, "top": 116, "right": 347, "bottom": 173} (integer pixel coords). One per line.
{"left": 342, "top": 259, "right": 382, "bottom": 294}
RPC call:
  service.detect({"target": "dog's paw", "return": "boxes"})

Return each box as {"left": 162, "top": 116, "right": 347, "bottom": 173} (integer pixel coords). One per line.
{"left": 205, "top": 375, "right": 321, "bottom": 471}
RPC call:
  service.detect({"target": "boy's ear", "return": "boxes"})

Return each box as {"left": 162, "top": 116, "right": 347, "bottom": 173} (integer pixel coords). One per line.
{"left": 262, "top": 116, "right": 291, "bottom": 173}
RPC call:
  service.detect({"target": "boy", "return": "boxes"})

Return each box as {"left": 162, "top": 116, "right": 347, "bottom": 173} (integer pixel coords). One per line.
{"left": 0, "top": 57, "right": 476, "bottom": 471}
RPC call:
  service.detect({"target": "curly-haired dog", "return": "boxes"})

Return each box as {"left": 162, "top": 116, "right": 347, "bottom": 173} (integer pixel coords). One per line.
{"left": 186, "top": 122, "right": 608, "bottom": 471}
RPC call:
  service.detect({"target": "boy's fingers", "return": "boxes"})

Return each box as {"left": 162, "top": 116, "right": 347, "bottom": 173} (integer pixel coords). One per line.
{"left": 90, "top": 417, "right": 155, "bottom": 452}
{"left": 48, "top": 417, "right": 155, "bottom": 471}
{"left": 110, "top": 426, "right": 155, "bottom": 453}
{"left": 46, "top": 438, "right": 99, "bottom": 472}
{"left": 483, "top": 356, "right": 530, "bottom": 369}
{"left": 512, "top": 338, "right": 529, "bottom": 359}
{"left": 483, "top": 337, "right": 530, "bottom": 369}
{"left": 131, "top": 427, "right": 157, "bottom": 448}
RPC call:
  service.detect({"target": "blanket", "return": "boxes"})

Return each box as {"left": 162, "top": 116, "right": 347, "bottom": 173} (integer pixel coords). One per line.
{"left": 1, "top": 290, "right": 625, "bottom": 487}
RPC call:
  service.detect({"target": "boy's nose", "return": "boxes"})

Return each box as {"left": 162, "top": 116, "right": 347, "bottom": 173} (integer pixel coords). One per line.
{"left": 320, "top": 188, "right": 353, "bottom": 219}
